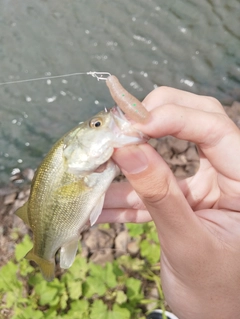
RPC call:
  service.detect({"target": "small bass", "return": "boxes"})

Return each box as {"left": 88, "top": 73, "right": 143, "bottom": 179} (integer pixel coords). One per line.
{"left": 16, "top": 106, "right": 147, "bottom": 281}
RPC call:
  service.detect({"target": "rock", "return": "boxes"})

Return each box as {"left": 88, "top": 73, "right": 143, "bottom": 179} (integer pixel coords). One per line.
{"left": 80, "top": 246, "right": 89, "bottom": 258}
{"left": 148, "top": 138, "right": 159, "bottom": 149}
{"left": 174, "top": 166, "right": 187, "bottom": 178}
{"left": 0, "top": 205, "right": 7, "bottom": 216}
{"left": 24, "top": 188, "right": 30, "bottom": 197}
{"left": 22, "top": 168, "right": 35, "bottom": 181}
{"left": 167, "top": 154, "right": 186, "bottom": 166}
{"left": 115, "top": 231, "right": 129, "bottom": 257}
{"left": 98, "top": 230, "right": 115, "bottom": 249}
{"left": 186, "top": 163, "right": 199, "bottom": 176}
{"left": 18, "top": 191, "right": 26, "bottom": 200}
{"left": 186, "top": 145, "right": 199, "bottom": 161}
{"left": 148, "top": 287, "right": 159, "bottom": 299}
{"left": 167, "top": 137, "right": 189, "bottom": 154}
{"left": 3, "top": 193, "right": 17, "bottom": 205}
{"left": 0, "top": 187, "right": 18, "bottom": 196}
{"left": 111, "top": 223, "right": 125, "bottom": 235}
{"left": 224, "top": 103, "right": 240, "bottom": 128}
{"left": 84, "top": 229, "right": 99, "bottom": 251}
{"left": 10, "top": 199, "right": 26, "bottom": 215}
{"left": 156, "top": 140, "right": 172, "bottom": 158}
{"left": 127, "top": 241, "right": 139, "bottom": 256}
{"left": 90, "top": 248, "right": 113, "bottom": 265}
{"left": 84, "top": 228, "right": 115, "bottom": 252}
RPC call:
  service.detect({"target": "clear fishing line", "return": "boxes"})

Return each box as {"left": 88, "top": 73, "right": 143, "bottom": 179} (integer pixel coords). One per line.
{"left": 0, "top": 71, "right": 111, "bottom": 86}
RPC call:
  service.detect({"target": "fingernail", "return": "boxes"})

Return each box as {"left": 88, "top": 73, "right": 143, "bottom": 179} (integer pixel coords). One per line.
{"left": 113, "top": 145, "right": 148, "bottom": 174}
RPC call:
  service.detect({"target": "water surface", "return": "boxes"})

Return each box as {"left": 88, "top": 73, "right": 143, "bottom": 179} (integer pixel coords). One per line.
{"left": 0, "top": 0, "right": 239, "bottom": 185}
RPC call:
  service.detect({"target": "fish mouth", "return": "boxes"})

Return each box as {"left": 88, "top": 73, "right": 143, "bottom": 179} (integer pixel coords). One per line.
{"left": 110, "top": 105, "right": 127, "bottom": 119}
{"left": 109, "top": 106, "right": 149, "bottom": 144}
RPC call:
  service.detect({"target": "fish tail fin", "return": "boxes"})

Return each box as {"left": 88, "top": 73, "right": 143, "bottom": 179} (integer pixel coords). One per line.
{"left": 25, "top": 249, "right": 55, "bottom": 282}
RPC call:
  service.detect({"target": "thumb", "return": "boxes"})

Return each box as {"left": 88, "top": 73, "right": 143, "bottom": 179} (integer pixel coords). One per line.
{"left": 112, "top": 144, "right": 200, "bottom": 248}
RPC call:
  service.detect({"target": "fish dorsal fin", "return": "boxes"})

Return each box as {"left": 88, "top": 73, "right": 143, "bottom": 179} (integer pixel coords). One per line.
{"left": 90, "top": 194, "right": 105, "bottom": 226}
{"left": 25, "top": 249, "right": 55, "bottom": 282}
{"left": 15, "top": 201, "right": 30, "bottom": 226}
{"left": 60, "top": 238, "right": 79, "bottom": 269}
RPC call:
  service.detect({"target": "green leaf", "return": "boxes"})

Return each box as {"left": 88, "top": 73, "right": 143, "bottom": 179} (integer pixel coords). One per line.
{"left": 44, "top": 308, "right": 59, "bottom": 319}
{"left": 19, "top": 259, "right": 34, "bottom": 276}
{"left": 40, "top": 287, "right": 58, "bottom": 306}
{"left": 104, "top": 263, "right": 117, "bottom": 288}
{"left": 60, "top": 290, "right": 68, "bottom": 310}
{"left": 69, "top": 299, "right": 89, "bottom": 318}
{"left": 112, "top": 261, "right": 124, "bottom": 277}
{"left": 67, "top": 256, "right": 89, "bottom": 281}
{"left": 15, "top": 235, "right": 33, "bottom": 262}
{"left": 6, "top": 291, "right": 18, "bottom": 308}
{"left": 140, "top": 239, "right": 160, "bottom": 264}
{"left": 67, "top": 281, "right": 82, "bottom": 300}
{"left": 28, "top": 273, "right": 43, "bottom": 286}
{"left": 146, "top": 227, "right": 159, "bottom": 244}
{"left": 34, "top": 280, "right": 58, "bottom": 306}
{"left": 126, "top": 223, "right": 145, "bottom": 237}
{"left": 90, "top": 300, "right": 108, "bottom": 319}
{"left": 115, "top": 290, "right": 127, "bottom": 304}
{"left": 83, "top": 276, "right": 106, "bottom": 298}
{"left": 110, "top": 304, "right": 131, "bottom": 319}
{"left": 0, "top": 261, "right": 20, "bottom": 290}
{"left": 12, "top": 306, "right": 44, "bottom": 319}
{"left": 90, "top": 301, "right": 130, "bottom": 319}
{"left": 117, "top": 255, "right": 144, "bottom": 271}
{"left": 126, "top": 278, "right": 143, "bottom": 303}
{"left": 89, "top": 263, "right": 117, "bottom": 289}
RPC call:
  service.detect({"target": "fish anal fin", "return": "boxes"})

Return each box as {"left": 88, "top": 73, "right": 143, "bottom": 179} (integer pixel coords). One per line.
{"left": 60, "top": 238, "right": 79, "bottom": 269}
{"left": 90, "top": 194, "right": 105, "bottom": 226}
{"left": 25, "top": 249, "right": 55, "bottom": 282}
{"left": 15, "top": 201, "right": 30, "bottom": 227}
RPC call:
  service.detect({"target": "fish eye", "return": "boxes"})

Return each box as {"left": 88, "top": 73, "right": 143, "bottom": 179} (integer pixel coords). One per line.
{"left": 89, "top": 118, "right": 103, "bottom": 128}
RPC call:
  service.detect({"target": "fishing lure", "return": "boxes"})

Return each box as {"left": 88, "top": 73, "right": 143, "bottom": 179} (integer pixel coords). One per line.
{"left": 106, "top": 75, "right": 150, "bottom": 123}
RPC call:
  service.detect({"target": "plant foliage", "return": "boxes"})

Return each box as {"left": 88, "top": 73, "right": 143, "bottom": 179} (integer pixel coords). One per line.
{"left": 0, "top": 222, "right": 167, "bottom": 319}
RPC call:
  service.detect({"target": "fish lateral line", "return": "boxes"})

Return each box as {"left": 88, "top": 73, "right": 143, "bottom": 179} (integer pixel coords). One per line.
{"left": 0, "top": 71, "right": 111, "bottom": 86}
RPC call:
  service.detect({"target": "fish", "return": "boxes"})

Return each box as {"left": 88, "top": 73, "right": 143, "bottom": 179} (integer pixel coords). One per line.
{"left": 15, "top": 106, "right": 147, "bottom": 281}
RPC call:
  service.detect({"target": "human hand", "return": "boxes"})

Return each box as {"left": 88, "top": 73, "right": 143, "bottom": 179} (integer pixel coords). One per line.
{"left": 100, "top": 87, "right": 240, "bottom": 319}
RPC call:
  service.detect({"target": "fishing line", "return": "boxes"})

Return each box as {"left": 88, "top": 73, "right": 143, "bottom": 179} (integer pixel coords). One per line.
{"left": 0, "top": 71, "right": 111, "bottom": 86}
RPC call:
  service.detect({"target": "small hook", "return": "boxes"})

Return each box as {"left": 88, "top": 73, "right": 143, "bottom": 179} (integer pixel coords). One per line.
{"left": 87, "top": 71, "right": 111, "bottom": 81}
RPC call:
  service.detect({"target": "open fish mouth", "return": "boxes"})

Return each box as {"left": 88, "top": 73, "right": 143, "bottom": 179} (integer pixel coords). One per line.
{"left": 110, "top": 105, "right": 127, "bottom": 119}
{"left": 110, "top": 106, "right": 149, "bottom": 144}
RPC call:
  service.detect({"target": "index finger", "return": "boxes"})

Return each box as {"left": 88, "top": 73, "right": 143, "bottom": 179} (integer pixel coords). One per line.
{"left": 136, "top": 94, "right": 240, "bottom": 181}
{"left": 142, "top": 86, "right": 226, "bottom": 113}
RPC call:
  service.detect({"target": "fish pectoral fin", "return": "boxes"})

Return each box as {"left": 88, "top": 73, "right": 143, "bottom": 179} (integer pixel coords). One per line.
{"left": 90, "top": 194, "right": 105, "bottom": 226}
{"left": 25, "top": 249, "right": 55, "bottom": 282}
{"left": 55, "top": 180, "right": 90, "bottom": 198}
{"left": 60, "top": 238, "right": 79, "bottom": 269}
{"left": 15, "top": 201, "right": 30, "bottom": 227}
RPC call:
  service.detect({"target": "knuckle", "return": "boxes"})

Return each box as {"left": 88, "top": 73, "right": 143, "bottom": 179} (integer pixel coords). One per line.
{"left": 140, "top": 176, "right": 171, "bottom": 206}
{"left": 206, "top": 96, "right": 223, "bottom": 109}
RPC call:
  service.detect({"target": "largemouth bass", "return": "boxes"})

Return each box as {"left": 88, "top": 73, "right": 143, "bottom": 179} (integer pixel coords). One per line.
{"left": 15, "top": 106, "right": 147, "bottom": 281}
